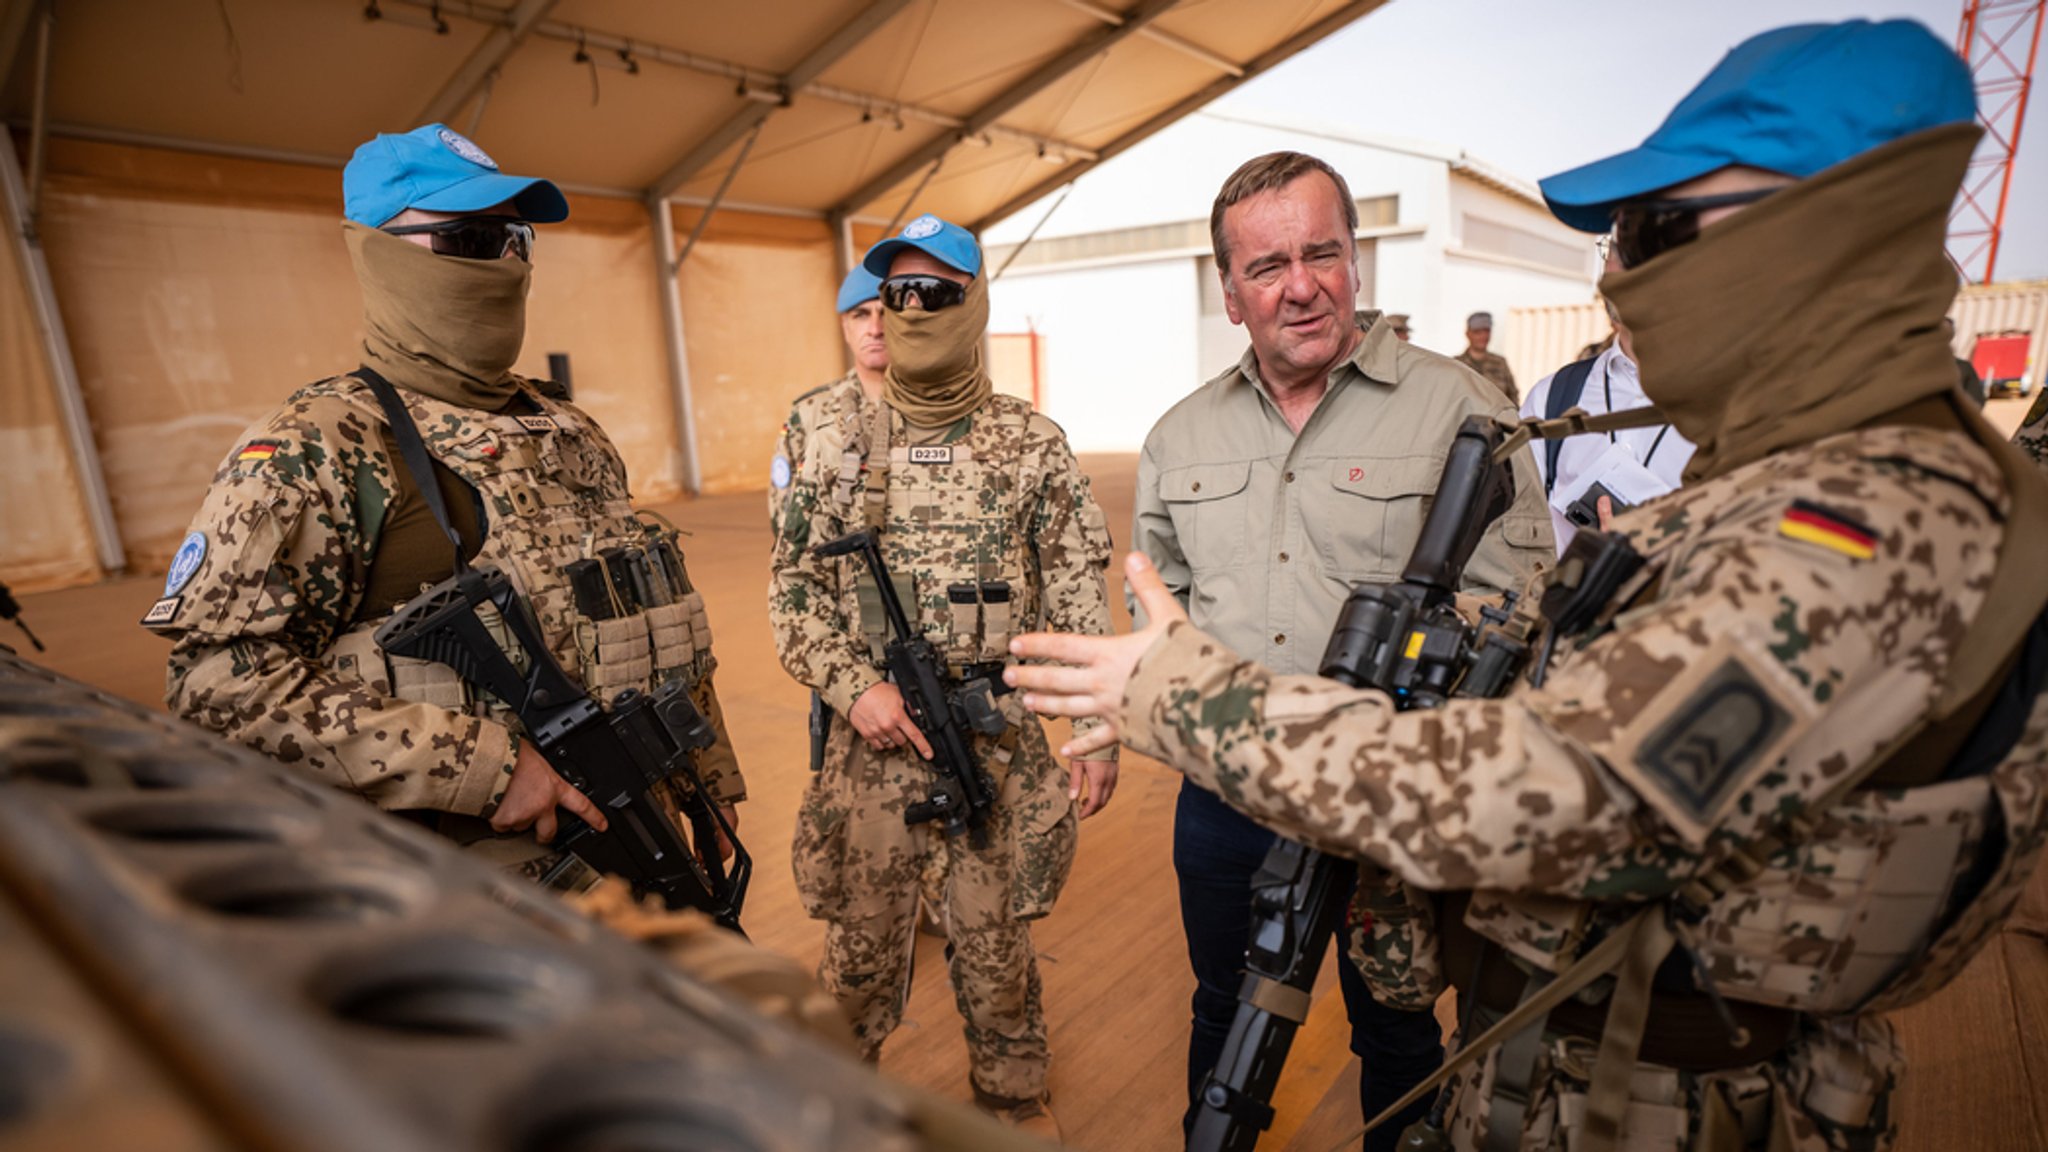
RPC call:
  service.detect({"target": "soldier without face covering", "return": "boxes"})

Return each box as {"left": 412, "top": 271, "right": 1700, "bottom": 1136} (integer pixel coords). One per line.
{"left": 1012, "top": 20, "right": 2048, "bottom": 1151}
{"left": 769, "top": 214, "right": 1116, "bottom": 1139}
{"left": 148, "top": 124, "right": 842, "bottom": 1040}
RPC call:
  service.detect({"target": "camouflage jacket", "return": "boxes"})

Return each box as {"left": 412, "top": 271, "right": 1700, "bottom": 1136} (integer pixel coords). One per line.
{"left": 1455, "top": 347, "right": 1519, "bottom": 405}
{"left": 1123, "top": 423, "right": 2048, "bottom": 1020}
{"left": 768, "top": 371, "right": 854, "bottom": 539}
{"left": 2018, "top": 387, "right": 2048, "bottom": 469}
{"left": 154, "top": 374, "right": 742, "bottom": 829}
{"left": 769, "top": 381, "right": 1115, "bottom": 750}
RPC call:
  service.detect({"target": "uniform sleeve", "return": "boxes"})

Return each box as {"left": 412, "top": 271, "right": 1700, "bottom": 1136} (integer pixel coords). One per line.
{"left": 688, "top": 672, "right": 746, "bottom": 804}
{"left": 1026, "top": 418, "right": 1118, "bottom": 757}
{"left": 767, "top": 402, "right": 809, "bottom": 537}
{"left": 160, "top": 428, "right": 519, "bottom": 818}
{"left": 2017, "top": 388, "right": 2048, "bottom": 470}
{"left": 766, "top": 410, "right": 884, "bottom": 717}
{"left": 1119, "top": 467, "right": 1992, "bottom": 898}
{"left": 1130, "top": 434, "right": 1192, "bottom": 621}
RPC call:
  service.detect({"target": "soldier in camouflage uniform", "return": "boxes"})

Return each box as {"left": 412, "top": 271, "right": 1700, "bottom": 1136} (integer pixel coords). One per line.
{"left": 146, "top": 124, "right": 840, "bottom": 1038}
{"left": 1013, "top": 22, "right": 2048, "bottom": 1152}
{"left": 1455, "top": 313, "right": 1519, "bottom": 404}
{"left": 769, "top": 215, "right": 1117, "bottom": 1139}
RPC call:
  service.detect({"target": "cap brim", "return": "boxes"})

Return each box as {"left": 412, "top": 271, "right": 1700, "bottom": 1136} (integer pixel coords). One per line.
{"left": 861, "top": 238, "right": 916, "bottom": 277}
{"left": 411, "top": 173, "right": 570, "bottom": 223}
{"left": 1538, "top": 144, "right": 1726, "bottom": 233}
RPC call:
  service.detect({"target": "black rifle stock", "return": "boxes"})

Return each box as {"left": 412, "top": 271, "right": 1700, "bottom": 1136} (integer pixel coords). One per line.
{"left": 374, "top": 567, "right": 750, "bottom": 930}
{"left": 1189, "top": 416, "right": 1527, "bottom": 1152}
{"left": 814, "top": 530, "right": 999, "bottom": 849}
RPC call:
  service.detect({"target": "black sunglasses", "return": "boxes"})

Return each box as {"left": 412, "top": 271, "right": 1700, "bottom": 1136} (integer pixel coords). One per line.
{"left": 1610, "top": 188, "right": 1777, "bottom": 269}
{"left": 879, "top": 273, "right": 968, "bottom": 313}
{"left": 381, "top": 216, "right": 536, "bottom": 262}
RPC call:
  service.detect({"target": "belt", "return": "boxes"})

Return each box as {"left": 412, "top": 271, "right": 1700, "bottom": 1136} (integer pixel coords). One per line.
{"left": 1441, "top": 896, "right": 1797, "bottom": 1073}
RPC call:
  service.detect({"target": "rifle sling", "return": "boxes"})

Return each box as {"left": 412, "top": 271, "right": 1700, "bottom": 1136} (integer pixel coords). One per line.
{"left": 354, "top": 366, "right": 471, "bottom": 575}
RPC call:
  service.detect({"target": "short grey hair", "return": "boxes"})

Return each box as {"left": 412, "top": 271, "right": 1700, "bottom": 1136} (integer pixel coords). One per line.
{"left": 1209, "top": 151, "right": 1358, "bottom": 275}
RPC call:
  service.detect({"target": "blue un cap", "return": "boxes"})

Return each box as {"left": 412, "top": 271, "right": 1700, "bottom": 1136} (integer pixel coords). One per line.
{"left": 837, "top": 265, "right": 882, "bottom": 312}
{"left": 862, "top": 213, "right": 983, "bottom": 278}
{"left": 344, "top": 124, "right": 570, "bottom": 228}
{"left": 1540, "top": 20, "right": 1977, "bottom": 233}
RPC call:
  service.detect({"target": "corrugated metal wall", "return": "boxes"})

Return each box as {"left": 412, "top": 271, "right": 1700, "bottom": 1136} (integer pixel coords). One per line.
{"left": 1504, "top": 300, "right": 1607, "bottom": 384}
{"left": 1952, "top": 279, "right": 2048, "bottom": 394}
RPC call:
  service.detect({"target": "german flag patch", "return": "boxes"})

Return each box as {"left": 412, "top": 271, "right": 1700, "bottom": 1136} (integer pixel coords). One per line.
{"left": 1777, "top": 500, "right": 1876, "bottom": 561}
{"left": 236, "top": 439, "right": 285, "bottom": 464}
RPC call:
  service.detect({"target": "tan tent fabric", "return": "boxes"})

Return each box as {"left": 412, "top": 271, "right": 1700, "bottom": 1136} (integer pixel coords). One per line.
{"left": 0, "top": 155, "right": 100, "bottom": 592}
{"left": 679, "top": 234, "right": 843, "bottom": 494}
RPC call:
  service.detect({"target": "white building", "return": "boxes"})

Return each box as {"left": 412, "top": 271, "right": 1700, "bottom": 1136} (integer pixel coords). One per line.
{"left": 983, "top": 110, "right": 1600, "bottom": 453}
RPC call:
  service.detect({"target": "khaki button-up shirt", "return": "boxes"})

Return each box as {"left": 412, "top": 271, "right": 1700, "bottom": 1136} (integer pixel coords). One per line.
{"left": 1133, "top": 312, "right": 1553, "bottom": 674}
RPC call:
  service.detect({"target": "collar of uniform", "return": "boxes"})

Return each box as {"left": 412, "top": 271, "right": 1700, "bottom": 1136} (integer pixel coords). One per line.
{"left": 1230, "top": 310, "right": 1394, "bottom": 396}
{"left": 1598, "top": 342, "right": 1639, "bottom": 389}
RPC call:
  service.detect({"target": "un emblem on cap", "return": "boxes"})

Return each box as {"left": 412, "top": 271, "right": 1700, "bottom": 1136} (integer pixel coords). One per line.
{"left": 437, "top": 127, "right": 499, "bottom": 170}
{"left": 902, "top": 214, "right": 943, "bottom": 239}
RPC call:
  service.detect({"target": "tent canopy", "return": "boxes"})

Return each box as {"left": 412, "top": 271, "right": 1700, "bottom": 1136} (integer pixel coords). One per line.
{"left": 2, "top": 0, "right": 1385, "bottom": 233}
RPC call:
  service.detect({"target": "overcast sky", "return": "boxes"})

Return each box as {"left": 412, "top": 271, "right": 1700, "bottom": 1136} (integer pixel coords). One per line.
{"left": 1199, "top": 0, "right": 2045, "bottom": 282}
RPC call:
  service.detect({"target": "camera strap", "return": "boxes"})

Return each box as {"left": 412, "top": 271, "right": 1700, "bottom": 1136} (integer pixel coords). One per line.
{"left": 1494, "top": 406, "right": 1671, "bottom": 467}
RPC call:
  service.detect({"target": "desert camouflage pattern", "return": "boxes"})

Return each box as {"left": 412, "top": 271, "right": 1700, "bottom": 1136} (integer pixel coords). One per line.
{"left": 1456, "top": 347, "right": 1520, "bottom": 405}
{"left": 1120, "top": 423, "right": 2048, "bottom": 1149}
{"left": 770, "top": 379, "right": 1113, "bottom": 1098}
{"left": 156, "top": 374, "right": 743, "bottom": 870}
{"left": 2017, "top": 386, "right": 2048, "bottom": 469}
{"left": 769, "top": 372, "right": 853, "bottom": 537}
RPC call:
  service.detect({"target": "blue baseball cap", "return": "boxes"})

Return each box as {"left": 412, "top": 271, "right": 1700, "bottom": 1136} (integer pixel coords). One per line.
{"left": 862, "top": 214, "right": 983, "bottom": 278}
{"left": 1540, "top": 20, "right": 1976, "bottom": 233}
{"left": 343, "top": 124, "right": 570, "bottom": 228}
{"left": 837, "top": 266, "right": 882, "bottom": 312}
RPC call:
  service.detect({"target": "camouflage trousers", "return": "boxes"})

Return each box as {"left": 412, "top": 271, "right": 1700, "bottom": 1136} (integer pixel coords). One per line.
{"left": 796, "top": 713, "right": 1074, "bottom": 1100}
{"left": 1435, "top": 1013, "right": 1902, "bottom": 1151}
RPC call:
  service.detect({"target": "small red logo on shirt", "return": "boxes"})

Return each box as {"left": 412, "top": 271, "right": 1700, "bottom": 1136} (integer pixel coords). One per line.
{"left": 1348, "top": 467, "right": 1364, "bottom": 482}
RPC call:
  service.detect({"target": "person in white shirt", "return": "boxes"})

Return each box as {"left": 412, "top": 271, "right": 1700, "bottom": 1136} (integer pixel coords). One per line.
{"left": 1520, "top": 253, "right": 1695, "bottom": 550}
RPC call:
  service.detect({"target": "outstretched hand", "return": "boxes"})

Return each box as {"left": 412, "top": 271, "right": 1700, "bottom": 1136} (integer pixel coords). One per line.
{"left": 1007, "top": 552, "right": 1187, "bottom": 758}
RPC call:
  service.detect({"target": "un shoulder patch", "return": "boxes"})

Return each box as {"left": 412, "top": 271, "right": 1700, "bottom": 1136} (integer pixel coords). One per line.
{"left": 1608, "top": 635, "right": 1814, "bottom": 846}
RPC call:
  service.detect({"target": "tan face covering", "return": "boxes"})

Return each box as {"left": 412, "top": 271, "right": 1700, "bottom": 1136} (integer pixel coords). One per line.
{"left": 883, "top": 271, "right": 994, "bottom": 428}
{"left": 342, "top": 220, "right": 531, "bottom": 411}
{"left": 1600, "top": 124, "right": 1980, "bottom": 483}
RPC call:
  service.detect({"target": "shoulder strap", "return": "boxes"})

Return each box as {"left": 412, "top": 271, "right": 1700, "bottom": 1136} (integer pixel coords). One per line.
{"left": 1541, "top": 357, "right": 1599, "bottom": 496}
{"left": 352, "top": 367, "right": 467, "bottom": 575}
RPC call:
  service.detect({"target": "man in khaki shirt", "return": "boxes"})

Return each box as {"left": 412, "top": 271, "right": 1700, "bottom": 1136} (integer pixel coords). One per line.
{"left": 1131, "top": 151, "right": 1552, "bottom": 1150}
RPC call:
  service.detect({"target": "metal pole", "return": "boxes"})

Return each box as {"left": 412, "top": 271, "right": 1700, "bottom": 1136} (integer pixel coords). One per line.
{"left": 991, "top": 182, "right": 1073, "bottom": 281}
{"left": 0, "top": 128, "right": 126, "bottom": 573}
{"left": 882, "top": 156, "right": 943, "bottom": 236}
{"left": 648, "top": 197, "right": 703, "bottom": 494}
{"left": 24, "top": 0, "right": 52, "bottom": 237}
{"left": 672, "top": 121, "right": 760, "bottom": 269}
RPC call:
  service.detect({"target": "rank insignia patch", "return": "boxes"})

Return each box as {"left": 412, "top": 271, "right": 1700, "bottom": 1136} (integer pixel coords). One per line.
{"left": 236, "top": 439, "right": 285, "bottom": 464}
{"left": 1777, "top": 500, "right": 1876, "bottom": 560}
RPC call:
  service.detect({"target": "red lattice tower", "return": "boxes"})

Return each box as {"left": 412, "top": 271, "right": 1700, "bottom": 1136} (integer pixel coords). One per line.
{"left": 1950, "top": 0, "right": 2045, "bottom": 284}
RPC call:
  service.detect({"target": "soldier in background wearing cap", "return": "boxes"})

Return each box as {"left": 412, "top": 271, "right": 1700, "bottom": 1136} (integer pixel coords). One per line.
{"left": 1012, "top": 20, "right": 2048, "bottom": 1150}
{"left": 1455, "top": 311, "right": 1519, "bottom": 403}
{"left": 769, "top": 214, "right": 1118, "bottom": 1138}
{"left": 148, "top": 125, "right": 843, "bottom": 1040}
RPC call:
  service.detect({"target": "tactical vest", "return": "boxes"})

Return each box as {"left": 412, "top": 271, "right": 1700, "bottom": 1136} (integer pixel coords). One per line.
{"left": 812, "top": 384, "right": 1035, "bottom": 675}
{"left": 318, "top": 378, "right": 714, "bottom": 735}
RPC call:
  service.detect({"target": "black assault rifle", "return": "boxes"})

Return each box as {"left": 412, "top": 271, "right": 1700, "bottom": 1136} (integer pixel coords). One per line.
{"left": 1189, "top": 415, "right": 1533, "bottom": 1152}
{"left": 375, "top": 566, "right": 750, "bottom": 930}
{"left": 814, "top": 530, "right": 1001, "bottom": 848}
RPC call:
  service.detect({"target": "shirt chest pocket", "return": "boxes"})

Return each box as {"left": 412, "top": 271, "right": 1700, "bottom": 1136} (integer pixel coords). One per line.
{"left": 1315, "top": 457, "right": 1440, "bottom": 580}
{"left": 1159, "top": 461, "right": 1251, "bottom": 571}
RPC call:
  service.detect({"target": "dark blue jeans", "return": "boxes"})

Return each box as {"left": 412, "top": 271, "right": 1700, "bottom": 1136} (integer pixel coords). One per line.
{"left": 1175, "top": 781, "right": 1442, "bottom": 1152}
